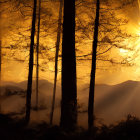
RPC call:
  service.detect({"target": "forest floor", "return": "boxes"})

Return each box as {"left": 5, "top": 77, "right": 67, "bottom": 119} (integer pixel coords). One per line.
{"left": 0, "top": 114, "right": 140, "bottom": 140}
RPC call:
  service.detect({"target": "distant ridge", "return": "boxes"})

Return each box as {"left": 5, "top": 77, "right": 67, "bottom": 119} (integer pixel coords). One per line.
{"left": 1, "top": 80, "right": 140, "bottom": 125}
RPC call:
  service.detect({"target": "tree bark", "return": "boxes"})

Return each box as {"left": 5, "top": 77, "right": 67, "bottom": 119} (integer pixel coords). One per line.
{"left": 88, "top": 0, "right": 100, "bottom": 130}
{"left": 50, "top": 0, "right": 63, "bottom": 125}
{"left": 60, "top": 0, "right": 77, "bottom": 130}
{"left": 25, "top": 0, "right": 37, "bottom": 124}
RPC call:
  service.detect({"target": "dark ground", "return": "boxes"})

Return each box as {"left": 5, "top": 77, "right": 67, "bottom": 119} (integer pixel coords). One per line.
{"left": 0, "top": 114, "right": 140, "bottom": 140}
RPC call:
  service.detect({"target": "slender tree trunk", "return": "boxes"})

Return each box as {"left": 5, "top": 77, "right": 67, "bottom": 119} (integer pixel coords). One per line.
{"left": 25, "top": 0, "right": 37, "bottom": 124}
{"left": 60, "top": 0, "right": 77, "bottom": 130}
{"left": 35, "top": 0, "right": 41, "bottom": 110}
{"left": 88, "top": 0, "right": 100, "bottom": 130}
{"left": 50, "top": 0, "right": 63, "bottom": 125}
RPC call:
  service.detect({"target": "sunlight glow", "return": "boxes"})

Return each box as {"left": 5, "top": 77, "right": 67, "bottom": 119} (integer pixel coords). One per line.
{"left": 119, "top": 48, "right": 128, "bottom": 53}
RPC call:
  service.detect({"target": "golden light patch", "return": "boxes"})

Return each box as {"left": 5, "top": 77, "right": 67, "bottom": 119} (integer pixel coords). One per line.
{"left": 119, "top": 48, "right": 128, "bottom": 54}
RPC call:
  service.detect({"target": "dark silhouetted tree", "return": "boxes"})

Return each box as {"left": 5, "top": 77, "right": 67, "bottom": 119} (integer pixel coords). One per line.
{"left": 25, "top": 0, "right": 37, "bottom": 124}
{"left": 50, "top": 0, "right": 63, "bottom": 125}
{"left": 88, "top": 0, "right": 100, "bottom": 130}
{"left": 60, "top": 0, "right": 77, "bottom": 130}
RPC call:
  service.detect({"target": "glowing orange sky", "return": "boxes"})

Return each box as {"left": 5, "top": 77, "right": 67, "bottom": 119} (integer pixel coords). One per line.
{"left": 1, "top": 0, "right": 140, "bottom": 85}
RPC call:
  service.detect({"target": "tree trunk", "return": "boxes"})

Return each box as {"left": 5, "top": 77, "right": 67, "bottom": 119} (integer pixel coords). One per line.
{"left": 35, "top": 0, "right": 41, "bottom": 110}
{"left": 88, "top": 0, "right": 100, "bottom": 130}
{"left": 50, "top": 0, "right": 63, "bottom": 125}
{"left": 25, "top": 0, "right": 37, "bottom": 124}
{"left": 60, "top": 0, "right": 77, "bottom": 130}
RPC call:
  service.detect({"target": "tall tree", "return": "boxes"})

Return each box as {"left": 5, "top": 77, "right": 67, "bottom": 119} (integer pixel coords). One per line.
{"left": 35, "top": 0, "right": 41, "bottom": 110}
{"left": 25, "top": 0, "right": 37, "bottom": 124}
{"left": 88, "top": 0, "right": 100, "bottom": 130}
{"left": 50, "top": 0, "right": 63, "bottom": 125}
{"left": 60, "top": 0, "right": 77, "bottom": 130}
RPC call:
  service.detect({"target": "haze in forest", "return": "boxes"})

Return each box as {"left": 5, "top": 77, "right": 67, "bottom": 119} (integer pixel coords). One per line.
{"left": 0, "top": 79, "right": 140, "bottom": 128}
